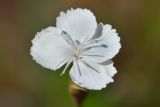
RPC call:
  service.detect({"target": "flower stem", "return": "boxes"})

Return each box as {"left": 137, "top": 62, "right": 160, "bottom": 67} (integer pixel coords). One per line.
{"left": 69, "top": 81, "right": 88, "bottom": 107}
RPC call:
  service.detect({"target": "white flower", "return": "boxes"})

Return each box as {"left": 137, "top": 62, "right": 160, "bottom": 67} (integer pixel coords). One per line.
{"left": 30, "top": 8, "right": 121, "bottom": 90}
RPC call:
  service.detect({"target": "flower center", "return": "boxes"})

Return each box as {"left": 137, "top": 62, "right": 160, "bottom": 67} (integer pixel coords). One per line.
{"left": 73, "top": 40, "right": 82, "bottom": 60}
{"left": 73, "top": 52, "right": 80, "bottom": 59}
{"left": 61, "top": 31, "right": 107, "bottom": 60}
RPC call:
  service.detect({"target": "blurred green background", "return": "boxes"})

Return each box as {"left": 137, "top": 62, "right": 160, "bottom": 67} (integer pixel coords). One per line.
{"left": 0, "top": 0, "right": 160, "bottom": 107}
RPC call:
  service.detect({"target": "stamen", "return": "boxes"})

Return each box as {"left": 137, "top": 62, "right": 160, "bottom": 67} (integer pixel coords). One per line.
{"left": 80, "top": 60, "right": 100, "bottom": 73}
{"left": 101, "top": 44, "right": 108, "bottom": 48}
{"left": 61, "top": 31, "right": 76, "bottom": 49}
{"left": 80, "top": 23, "right": 103, "bottom": 47}
{"left": 75, "top": 40, "right": 80, "bottom": 45}
{"left": 82, "top": 54, "right": 104, "bottom": 57}
{"left": 60, "top": 59, "right": 72, "bottom": 76}
{"left": 75, "top": 61, "right": 81, "bottom": 76}
{"left": 55, "top": 57, "right": 68, "bottom": 70}
{"left": 90, "top": 23, "right": 103, "bottom": 40}
{"left": 82, "top": 44, "right": 108, "bottom": 52}
{"left": 83, "top": 39, "right": 102, "bottom": 47}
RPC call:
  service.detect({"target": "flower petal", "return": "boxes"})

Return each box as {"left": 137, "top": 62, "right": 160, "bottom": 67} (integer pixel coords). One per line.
{"left": 69, "top": 59, "right": 116, "bottom": 90}
{"left": 30, "top": 27, "right": 73, "bottom": 70}
{"left": 100, "top": 60, "right": 117, "bottom": 77}
{"left": 81, "top": 24, "right": 121, "bottom": 63}
{"left": 56, "top": 8, "right": 97, "bottom": 42}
